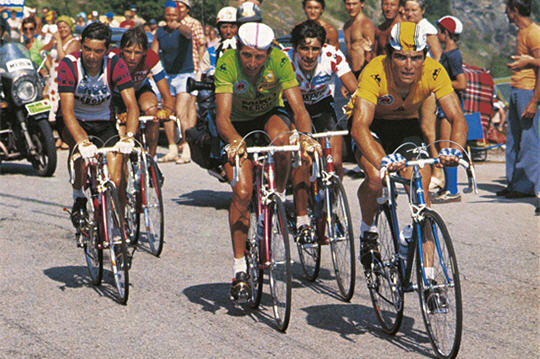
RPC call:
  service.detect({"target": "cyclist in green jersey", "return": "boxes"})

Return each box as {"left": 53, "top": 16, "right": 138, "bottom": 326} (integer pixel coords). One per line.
{"left": 215, "top": 22, "right": 319, "bottom": 301}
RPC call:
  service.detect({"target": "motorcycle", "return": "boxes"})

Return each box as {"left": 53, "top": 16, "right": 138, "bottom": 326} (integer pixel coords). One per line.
{"left": 0, "top": 42, "right": 56, "bottom": 176}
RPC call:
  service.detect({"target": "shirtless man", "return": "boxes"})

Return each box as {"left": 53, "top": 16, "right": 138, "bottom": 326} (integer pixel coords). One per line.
{"left": 374, "top": 0, "right": 404, "bottom": 56}
{"left": 303, "top": 0, "right": 339, "bottom": 48}
{"left": 343, "top": 0, "right": 375, "bottom": 77}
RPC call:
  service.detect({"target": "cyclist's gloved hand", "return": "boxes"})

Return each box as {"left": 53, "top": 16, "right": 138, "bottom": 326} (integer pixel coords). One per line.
{"left": 117, "top": 112, "right": 127, "bottom": 124}
{"left": 439, "top": 148, "right": 463, "bottom": 159}
{"left": 114, "top": 135, "right": 135, "bottom": 154}
{"left": 379, "top": 153, "right": 406, "bottom": 171}
{"left": 300, "top": 134, "right": 322, "bottom": 161}
{"left": 226, "top": 138, "right": 247, "bottom": 163}
{"left": 156, "top": 107, "right": 173, "bottom": 122}
{"left": 78, "top": 139, "right": 98, "bottom": 160}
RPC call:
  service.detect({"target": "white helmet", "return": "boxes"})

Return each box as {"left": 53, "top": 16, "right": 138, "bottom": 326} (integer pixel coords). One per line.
{"left": 216, "top": 6, "right": 237, "bottom": 24}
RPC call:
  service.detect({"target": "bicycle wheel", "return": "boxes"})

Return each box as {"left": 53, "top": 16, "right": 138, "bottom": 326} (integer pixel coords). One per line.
{"left": 328, "top": 178, "right": 356, "bottom": 301}
{"left": 103, "top": 182, "right": 130, "bottom": 304}
{"left": 416, "top": 209, "right": 462, "bottom": 359}
{"left": 124, "top": 154, "right": 140, "bottom": 246}
{"left": 268, "top": 194, "right": 292, "bottom": 332}
{"left": 296, "top": 183, "right": 321, "bottom": 281}
{"left": 246, "top": 199, "right": 263, "bottom": 309}
{"left": 368, "top": 204, "right": 404, "bottom": 334}
{"left": 141, "top": 154, "right": 164, "bottom": 256}
{"left": 83, "top": 195, "right": 103, "bottom": 285}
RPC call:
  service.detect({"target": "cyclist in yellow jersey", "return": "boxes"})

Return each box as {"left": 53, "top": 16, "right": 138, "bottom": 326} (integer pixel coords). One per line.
{"left": 215, "top": 22, "right": 319, "bottom": 301}
{"left": 347, "top": 22, "right": 468, "bottom": 272}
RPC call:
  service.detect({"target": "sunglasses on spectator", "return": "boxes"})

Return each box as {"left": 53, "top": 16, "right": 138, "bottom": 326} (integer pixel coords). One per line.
{"left": 23, "top": 26, "right": 35, "bottom": 31}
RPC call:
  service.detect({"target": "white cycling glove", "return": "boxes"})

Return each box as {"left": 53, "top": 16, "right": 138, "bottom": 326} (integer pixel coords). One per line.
{"left": 114, "top": 136, "right": 135, "bottom": 154}
{"left": 78, "top": 140, "right": 98, "bottom": 160}
{"left": 439, "top": 148, "right": 463, "bottom": 159}
{"left": 379, "top": 153, "right": 406, "bottom": 169}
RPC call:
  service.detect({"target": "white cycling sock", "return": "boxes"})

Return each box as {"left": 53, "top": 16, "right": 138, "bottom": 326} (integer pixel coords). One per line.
{"left": 72, "top": 189, "right": 85, "bottom": 201}
{"left": 424, "top": 267, "right": 435, "bottom": 281}
{"left": 360, "top": 221, "right": 377, "bottom": 235}
{"left": 296, "top": 215, "right": 310, "bottom": 227}
{"left": 232, "top": 257, "right": 247, "bottom": 277}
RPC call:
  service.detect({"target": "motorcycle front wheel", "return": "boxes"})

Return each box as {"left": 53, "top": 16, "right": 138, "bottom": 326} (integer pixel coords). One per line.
{"left": 30, "top": 119, "right": 57, "bottom": 177}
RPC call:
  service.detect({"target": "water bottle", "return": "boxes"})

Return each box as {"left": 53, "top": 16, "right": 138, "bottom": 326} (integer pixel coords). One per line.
{"left": 398, "top": 225, "right": 413, "bottom": 262}
{"left": 256, "top": 213, "right": 264, "bottom": 241}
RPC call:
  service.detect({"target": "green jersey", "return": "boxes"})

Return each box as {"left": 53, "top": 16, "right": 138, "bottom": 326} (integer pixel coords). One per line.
{"left": 214, "top": 47, "right": 298, "bottom": 122}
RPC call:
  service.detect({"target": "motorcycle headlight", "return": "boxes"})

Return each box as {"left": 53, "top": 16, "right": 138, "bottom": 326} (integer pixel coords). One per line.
{"left": 12, "top": 75, "right": 39, "bottom": 105}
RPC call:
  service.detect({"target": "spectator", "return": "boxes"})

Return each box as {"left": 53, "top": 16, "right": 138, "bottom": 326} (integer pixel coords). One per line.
{"left": 104, "top": 12, "right": 120, "bottom": 28}
{"left": 41, "top": 10, "right": 58, "bottom": 44}
{"left": 7, "top": 10, "right": 21, "bottom": 42}
{"left": 303, "top": 0, "right": 339, "bottom": 47}
{"left": 42, "top": 15, "right": 81, "bottom": 150}
{"left": 130, "top": 4, "right": 145, "bottom": 26}
{"left": 120, "top": 10, "right": 135, "bottom": 29}
{"left": 149, "top": 18, "right": 158, "bottom": 35}
{"left": 374, "top": 0, "right": 404, "bottom": 56}
{"left": 431, "top": 15, "right": 467, "bottom": 204}
{"left": 76, "top": 12, "right": 87, "bottom": 27}
{"left": 497, "top": 0, "right": 540, "bottom": 199}
{"left": 205, "top": 25, "right": 219, "bottom": 48}
{"left": 143, "top": 22, "right": 152, "bottom": 33}
{"left": 403, "top": 0, "right": 441, "bottom": 60}
{"left": 343, "top": 0, "right": 375, "bottom": 78}
{"left": 176, "top": 0, "right": 207, "bottom": 164}
{"left": 21, "top": 17, "right": 44, "bottom": 68}
{"left": 40, "top": 6, "right": 49, "bottom": 25}
{"left": 87, "top": 10, "right": 99, "bottom": 25}
{"left": 151, "top": 1, "right": 194, "bottom": 163}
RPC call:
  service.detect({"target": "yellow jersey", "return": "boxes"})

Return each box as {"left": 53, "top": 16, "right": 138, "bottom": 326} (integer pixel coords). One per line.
{"left": 345, "top": 55, "right": 454, "bottom": 120}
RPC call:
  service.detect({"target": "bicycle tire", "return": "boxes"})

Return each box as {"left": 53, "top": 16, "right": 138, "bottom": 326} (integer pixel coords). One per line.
{"left": 140, "top": 154, "right": 164, "bottom": 257}
{"left": 296, "top": 183, "right": 321, "bottom": 282}
{"left": 246, "top": 199, "right": 263, "bottom": 309}
{"left": 124, "top": 153, "right": 140, "bottom": 246}
{"left": 103, "top": 182, "right": 130, "bottom": 304}
{"left": 416, "top": 209, "right": 462, "bottom": 359}
{"left": 328, "top": 178, "right": 356, "bottom": 301}
{"left": 368, "top": 204, "right": 404, "bottom": 334}
{"left": 83, "top": 194, "right": 103, "bottom": 285}
{"left": 268, "top": 194, "right": 292, "bottom": 332}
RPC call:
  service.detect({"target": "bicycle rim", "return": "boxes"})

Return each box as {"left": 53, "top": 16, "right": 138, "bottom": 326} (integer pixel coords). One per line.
{"left": 246, "top": 200, "right": 263, "bottom": 308}
{"left": 328, "top": 178, "right": 356, "bottom": 301}
{"left": 368, "top": 205, "right": 404, "bottom": 334}
{"left": 104, "top": 183, "right": 130, "bottom": 304}
{"left": 268, "top": 195, "right": 292, "bottom": 332}
{"left": 416, "top": 209, "right": 462, "bottom": 359}
{"left": 83, "top": 198, "right": 103, "bottom": 285}
{"left": 125, "top": 155, "right": 140, "bottom": 245}
{"left": 296, "top": 184, "right": 321, "bottom": 281}
{"left": 142, "top": 155, "right": 164, "bottom": 256}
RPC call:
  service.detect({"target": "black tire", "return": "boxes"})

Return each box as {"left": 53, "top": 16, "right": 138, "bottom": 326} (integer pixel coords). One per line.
{"left": 140, "top": 155, "right": 164, "bottom": 256}
{"left": 104, "top": 182, "right": 130, "bottom": 304}
{"left": 246, "top": 199, "right": 263, "bottom": 309}
{"left": 296, "top": 183, "right": 321, "bottom": 282}
{"left": 328, "top": 178, "right": 356, "bottom": 301}
{"left": 416, "top": 209, "right": 462, "bottom": 359}
{"left": 124, "top": 153, "right": 140, "bottom": 246}
{"left": 268, "top": 195, "right": 292, "bottom": 332}
{"left": 368, "top": 204, "right": 404, "bottom": 334}
{"left": 83, "top": 195, "right": 103, "bottom": 285}
{"left": 30, "top": 119, "right": 57, "bottom": 176}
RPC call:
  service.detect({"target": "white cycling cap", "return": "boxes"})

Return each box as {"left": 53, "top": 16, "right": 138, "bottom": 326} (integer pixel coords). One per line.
{"left": 437, "top": 15, "right": 463, "bottom": 35}
{"left": 216, "top": 6, "right": 237, "bottom": 24}
{"left": 389, "top": 22, "right": 427, "bottom": 52}
{"left": 237, "top": 22, "right": 274, "bottom": 50}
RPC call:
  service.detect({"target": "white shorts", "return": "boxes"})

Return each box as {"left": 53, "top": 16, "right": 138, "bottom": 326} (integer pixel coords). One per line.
{"left": 166, "top": 72, "right": 195, "bottom": 97}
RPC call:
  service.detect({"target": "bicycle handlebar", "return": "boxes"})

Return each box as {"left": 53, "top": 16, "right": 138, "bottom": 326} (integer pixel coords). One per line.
{"left": 230, "top": 143, "right": 301, "bottom": 187}
{"left": 310, "top": 130, "right": 349, "bottom": 139}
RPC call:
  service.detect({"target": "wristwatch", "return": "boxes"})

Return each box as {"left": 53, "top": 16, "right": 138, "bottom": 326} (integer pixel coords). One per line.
{"left": 126, "top": 132, "right": 134, "bottom": 138}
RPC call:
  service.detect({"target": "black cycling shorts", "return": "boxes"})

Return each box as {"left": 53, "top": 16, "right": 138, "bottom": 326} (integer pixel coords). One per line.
{"left": 231, "top": 107, "right": 292, "bottom": 139}
{"left": 112, "top": 83, "right": 155, "bottom": 115}
{"left": 370, "top": 118, "right": 424, "bottom": 159}
{"left": 79, "top": 121, "right": 119, "bottom": 147}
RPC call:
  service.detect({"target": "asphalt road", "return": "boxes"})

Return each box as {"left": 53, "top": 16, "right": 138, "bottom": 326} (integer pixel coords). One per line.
{"left": 0, "top": 149, "right": 538, "bottom": 359}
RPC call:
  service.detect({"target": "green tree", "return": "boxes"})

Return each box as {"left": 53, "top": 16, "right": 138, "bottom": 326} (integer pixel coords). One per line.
{"left": 190, "top": 0, "right": 227, "bottom": 26}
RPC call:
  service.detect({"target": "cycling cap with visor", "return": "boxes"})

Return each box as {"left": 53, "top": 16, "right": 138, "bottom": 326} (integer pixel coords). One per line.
{"left": 237, "top": 22, "right": 274, "bottom": 50}
{"left": 436, "top": 15, "right": 463, "bottom": 35}
{"left": 388, "top": 22, "right": 427, "bottom": 52}
{"left": 237, "top": 2, "right": 262, "bottom": 25}
{"left": 216, "top": 6, "right": 237, "bottom": 24}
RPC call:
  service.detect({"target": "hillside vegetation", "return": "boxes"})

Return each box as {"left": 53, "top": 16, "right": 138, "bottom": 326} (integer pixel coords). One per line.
{"left": 27, "top": 0, "right": 539, "bottom": 78}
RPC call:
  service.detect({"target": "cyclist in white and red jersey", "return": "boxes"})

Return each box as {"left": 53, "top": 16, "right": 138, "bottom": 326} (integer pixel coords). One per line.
{"left": 283, "top": 20, "right": 357, "bottom": 178}
{"left": 111, "top": 26, "right": 176, "bottom": 157}
{"left": 58, "top": 22, "right": 139, "bottom": 232}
